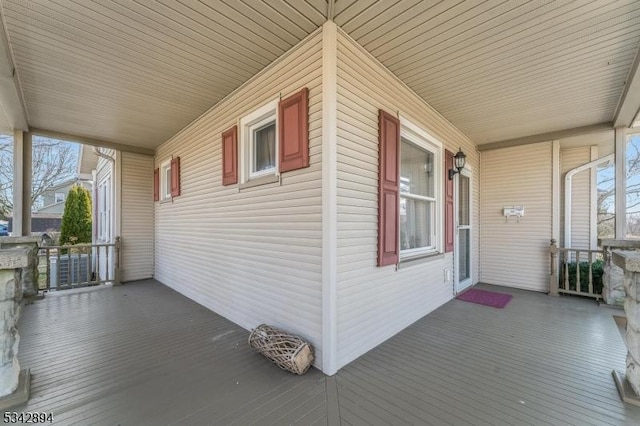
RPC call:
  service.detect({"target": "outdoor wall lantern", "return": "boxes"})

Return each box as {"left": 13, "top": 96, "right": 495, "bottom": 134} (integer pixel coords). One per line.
{"left": 448, "top": 148, "right": 467, "bottom": 180}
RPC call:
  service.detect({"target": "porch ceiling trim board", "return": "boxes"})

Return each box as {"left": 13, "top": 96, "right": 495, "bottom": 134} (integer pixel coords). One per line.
{"left": 29, "top": 127, "right": 154, "bottom": 156}
{"left": 0, "top": 6, "right": 26, "bottom": 132}
{"left": 614, "top": 37, "right": 640, "bottom": 127}
{"left": 477, "top": 122, "right": 614, "bottom": 152}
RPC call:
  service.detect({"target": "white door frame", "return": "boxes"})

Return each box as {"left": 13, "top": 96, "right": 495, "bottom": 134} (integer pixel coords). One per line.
{"left": 454, "top": 167, "right": 473, "bottom": 294}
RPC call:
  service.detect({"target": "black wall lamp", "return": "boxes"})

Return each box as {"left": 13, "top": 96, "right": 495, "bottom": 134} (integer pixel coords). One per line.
{"left": 448, "top": 148, "right": 466, "bottom": 180}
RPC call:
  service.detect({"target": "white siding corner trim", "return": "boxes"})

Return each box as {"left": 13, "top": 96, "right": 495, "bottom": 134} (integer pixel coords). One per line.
{"left": 321, "top": 20, "right": 338, "bottom": 376}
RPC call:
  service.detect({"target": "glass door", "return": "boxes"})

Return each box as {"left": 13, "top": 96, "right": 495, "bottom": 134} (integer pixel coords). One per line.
{"left": 455, "top": 171, "right": 472, "bottom": 293}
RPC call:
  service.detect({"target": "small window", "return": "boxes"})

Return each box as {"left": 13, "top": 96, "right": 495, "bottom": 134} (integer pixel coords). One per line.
{"left": 251, "top": 120, "right": 276, "bottom": 176}
{"left": 55, "top": 192, "right": 65, "bottom": 203}
{"left": 240, "top": 99, "right": 279, "bottom": 182}
{"left": 160, "top": 159, "right": 172, "bottom": 200}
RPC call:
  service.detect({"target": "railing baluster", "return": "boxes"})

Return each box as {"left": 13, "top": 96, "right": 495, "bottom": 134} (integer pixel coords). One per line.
{"left": 589, "top": 251, "right": 593, "bottom": 294}
{"left": 88, "top": 248, "right": 93, "bottom": 284}
{"left": 576, "top": 251, "right": 580, "bottom": 292}
{"left": 564, "top": 251, "right": 570, "bottom": 291}
{"left": 45, "top": 248, "right": 50, "bottom": 291}
{"left": 56, "top": 248, "right": 60, "bottom": 290}
{"left": 76, "top": 249, "right": 81, "bottom": 286}
{"left": 96, "top": 245, "right": 101, "bottom": 284}
{"left": 106, "top": 245, "right": 110, "bottom": 282}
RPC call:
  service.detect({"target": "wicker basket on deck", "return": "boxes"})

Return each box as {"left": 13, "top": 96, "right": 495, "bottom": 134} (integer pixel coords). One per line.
{"left": 248, "top": 324, "right": 314, "bottom": 375}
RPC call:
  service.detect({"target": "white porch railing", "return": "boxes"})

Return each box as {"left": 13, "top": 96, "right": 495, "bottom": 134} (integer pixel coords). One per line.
{"left": 37, "top": 237, "right": 120, "bottom": 291}
{"left": 549, "top": 239, "right": 604, "bottom": 300}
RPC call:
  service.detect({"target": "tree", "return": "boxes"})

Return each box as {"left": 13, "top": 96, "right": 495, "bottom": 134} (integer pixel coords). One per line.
{"left": 59, "top": 185, "right": 92, "bottom": 246}
{"left": 0, "top": 134, "right": 79, "bottom": 219}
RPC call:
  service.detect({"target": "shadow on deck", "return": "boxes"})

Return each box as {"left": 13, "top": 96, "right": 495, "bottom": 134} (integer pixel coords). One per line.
{"left": 8, "top": 280, "right": 640, "bottom": 425}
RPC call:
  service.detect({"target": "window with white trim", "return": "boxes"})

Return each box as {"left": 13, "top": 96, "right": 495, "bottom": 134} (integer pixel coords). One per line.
{"left": 240, "top": 99, "right": 279, "bottom": 182}
{"left": 160, "top": 158, "right": 172, "bottom": 200}
{"left": 399, "top": 124, "right": 441, "bottom": 258}
{"left": 54, "top": 192, "right": 65, "bottom": 203}
{"left": 98, "top": 178, "right": 111, "bottom": 241}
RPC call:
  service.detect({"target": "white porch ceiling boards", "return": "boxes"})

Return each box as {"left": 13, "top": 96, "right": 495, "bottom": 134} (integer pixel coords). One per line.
{"left": 0, "top": 0, "right": 639, "bottom": 148}
{"left": 335, "top": 0, "right": 640, "bottom": 144}
{"left": 0, "top": 0, "right": 325, "bottom": 149}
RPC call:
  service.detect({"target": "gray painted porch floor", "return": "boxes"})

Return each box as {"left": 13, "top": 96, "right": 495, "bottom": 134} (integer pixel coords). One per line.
{"left": 8, "top": 280, "right": 640, "bottom": 425}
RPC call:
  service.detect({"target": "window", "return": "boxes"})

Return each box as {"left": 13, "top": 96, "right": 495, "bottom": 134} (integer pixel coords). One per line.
{"left": 240, "top": 98, "right": 279, "bottom": 182}
{"left": 160, "top": 158, "right": 172, "bottom": 200}
{"left": 98, "top": 178, "right": 110, "bottom": 241}
{"left": 399, "top": 122, "right": 441, "bottom": 258}
{"left": 55, "top": 192, "right": 65, "bottom": 203}
{"left": 378, "top": 111, "right": 443, "bottom": 266}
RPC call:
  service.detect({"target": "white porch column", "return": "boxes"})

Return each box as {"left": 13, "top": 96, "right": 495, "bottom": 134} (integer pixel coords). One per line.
{"left": 11, "top": 130, "right": 31, "bottom": 236}
{"left": 615, "top": 128, "right": 628, "bottom": 239}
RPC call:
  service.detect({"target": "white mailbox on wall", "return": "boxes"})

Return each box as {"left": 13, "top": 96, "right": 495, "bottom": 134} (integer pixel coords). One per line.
{"left": 503, "top": 206, "right": 525, "bottom": 217}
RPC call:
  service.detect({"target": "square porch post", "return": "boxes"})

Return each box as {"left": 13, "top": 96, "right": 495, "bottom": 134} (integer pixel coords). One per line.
{"left": 11, "top": 130, "right": 31, "bottom": 236}
{"left": 615, "top": 127, "right": 627, "bottom": 239}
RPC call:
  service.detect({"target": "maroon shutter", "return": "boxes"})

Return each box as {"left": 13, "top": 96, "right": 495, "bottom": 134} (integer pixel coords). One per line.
{"left": 279, "top": 87, "right": 309, "bottom": 173}
{"left": 222, "top": 126, "right": 238, "bottom": 185}
{"left": 170, "top": 157, "right": 181, "bottom": 197}
{"left": 445, "top": 150, "right": 454, "bottom": 253}
{"left": 378, "top": 110, "right": 400, "bottom": 266}
{"left": 153, "top": 167, "right": 159, "bottom": 201}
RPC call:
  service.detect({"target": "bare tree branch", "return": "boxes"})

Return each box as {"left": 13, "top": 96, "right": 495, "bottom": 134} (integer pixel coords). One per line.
{"left": 0, "top": 135, "right": 78, "bottom": 219}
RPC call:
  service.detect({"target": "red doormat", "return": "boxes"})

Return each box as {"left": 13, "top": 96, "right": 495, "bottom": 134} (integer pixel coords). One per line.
{"left": 456, "top": 288, "right": 513, "bottom": 308}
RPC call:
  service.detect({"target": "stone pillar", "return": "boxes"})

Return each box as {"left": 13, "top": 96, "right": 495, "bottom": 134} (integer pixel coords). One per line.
{"left": 0, "top": 247, "right": 30, "bottom": 404}
{"left": 0, "top": 237, "right": 40, "bottom": 298}
{"left": 599, "top": 239, "right": 640, "bottom": 307}
{"left": 604, "top": 248, "right": 626, "bottom": 306}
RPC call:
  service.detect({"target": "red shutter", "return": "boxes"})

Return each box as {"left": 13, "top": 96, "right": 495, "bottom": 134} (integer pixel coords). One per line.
{"left": 222, "top": 126, "right": 238, "bottom": 185}
{"left": 445, "top": 150, "right": 454, "bottom": 253}
{"left": 170, "top": 157, "right": 180, "bottom": 197}
{"left": 378, "top": 110, "right": 400, "bottom": 266}
{"left": 279, "top": 87, "right": 309, "bottom": 173}
{"left": 153, "top": 167, "right": 159, "bottom": 201}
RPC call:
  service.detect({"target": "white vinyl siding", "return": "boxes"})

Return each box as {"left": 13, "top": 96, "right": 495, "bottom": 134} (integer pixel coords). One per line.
{"left": 560, "top": 147, "right": 593, "bottom": 249}
{"left": 335, "top": 30, "right": 479, "bottom": 369}
{"left": 154, "top": 31, "right": 324, "bottom": 368}
{"left": 480, "top": 142, "right": 552, "bottom": 292}
{"left": 121, "top": 152, "right": 154, "bottom": 282}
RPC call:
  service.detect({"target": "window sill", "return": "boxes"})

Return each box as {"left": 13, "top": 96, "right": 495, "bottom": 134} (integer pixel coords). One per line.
{"left": 239, "top": 174, "right": 280, "bottom": 190}
{"left": 159, "top": 197, "right": 173, "bottom": 204}
{"left": 397, "top": 252, "right": 444, "bottom": 269}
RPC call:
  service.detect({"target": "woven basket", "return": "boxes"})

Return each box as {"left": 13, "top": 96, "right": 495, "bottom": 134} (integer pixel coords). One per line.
{"left": 248, "top": 324, "right": 314, "bottom": 375}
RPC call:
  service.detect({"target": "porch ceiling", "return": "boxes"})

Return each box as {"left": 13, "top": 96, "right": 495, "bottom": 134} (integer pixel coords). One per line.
{"left": 0, "top": 0, "right": 639, "bottom": 149}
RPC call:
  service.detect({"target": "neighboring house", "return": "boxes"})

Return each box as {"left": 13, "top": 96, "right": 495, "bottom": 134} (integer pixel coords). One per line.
{"left": 34, "top": 178, "right": 92, "bottom": 215}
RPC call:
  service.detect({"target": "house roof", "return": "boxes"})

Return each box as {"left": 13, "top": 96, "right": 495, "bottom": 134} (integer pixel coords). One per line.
{"left": 77, "top": 144, "right": 99, "bottom": 177}
{"left": 0, "top": 0, "right": 638, "bottom": 148}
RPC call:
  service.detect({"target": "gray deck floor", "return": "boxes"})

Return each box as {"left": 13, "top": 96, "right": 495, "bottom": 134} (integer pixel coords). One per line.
{"left": 8, "top": 280, "right": 640, "bottom": 425}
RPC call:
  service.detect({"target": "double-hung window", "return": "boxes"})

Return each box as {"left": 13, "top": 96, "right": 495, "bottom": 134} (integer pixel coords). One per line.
{"left": 240, "top": 98, "right": 279, "bottom": 183}
{"left": 399, "top": 123, "right": 441, "bottom": 258}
